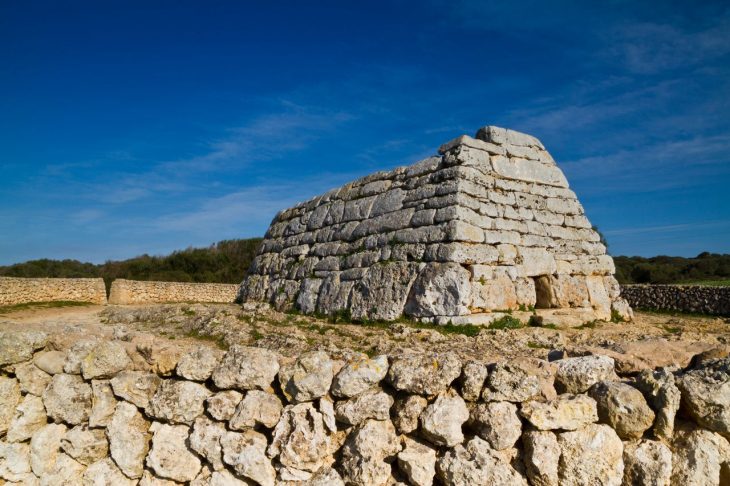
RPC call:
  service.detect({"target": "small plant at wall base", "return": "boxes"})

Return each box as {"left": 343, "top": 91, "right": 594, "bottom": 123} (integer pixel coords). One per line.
{"left": 488, "top": 315, "right": 523, "bottom": 330}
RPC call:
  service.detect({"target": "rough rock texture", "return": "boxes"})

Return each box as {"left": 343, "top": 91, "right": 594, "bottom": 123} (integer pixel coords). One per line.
{"left": 221, "top": 430, "right": 276, "bottom": 486}
{"left": 42, "top": 373, "right": 92, "bottom": 425}
{"left": 0, "top": 331, "right": 48, "bottom": 366}
{"left": 459, "top": 361, "right": 488, "bottom": 401}
{"left": 523, "top": 430, "right": 560, "bottom": 486}
{"left": 14, "top": 362, "right": 51, "bottom": 396}
{"left": 397, "top": 436, "right": 437, "bottom": 486}
{"left": 176, "top": 345, "right": 224, "bottom": 381}
{"left": 189, "top": 416, "right": 226, "bottom": 471}
{"left": 30, "top": 423, "right": 67, "bottom": 477}
{"left": 334, "top": 388, "right": 393, "bottom": 425}
{"left": 145, "top": 379, "right": 211, "bottom": 425}
{"left": 239, "top": 125, "right": 630, "bottom": 324}
{"left": 483, "top": 361, "right": 542, "bottom": 402}
{"left": 555, "top": 355, "right": 617, "bottom": 393}
{"left": 61, "top": 425, "right": 108, "bottom": 466}
{"left": 437, "top": 436, "right": 527, "bottom": 486}
{"left": 420, "top": 392, "right": 469, "bottom": 447}
{"left": 394, "top": 394, "right": 428, "bottom": 434}
{"left": 678, "top": 357, "right": 730, "bottom": 437}
{"left": 147, "top": 422, "right": 202, "bottom": 482}
{"left": 520, "top": 394, "right": 597, "bottom": 431}
{"left": 229, "top": 390, "right": 283, "bottom": 429}
{"left": 268, "top": 402, "right": 332, "bottom": 473}
{"left": 635, "top": 368, "right": 681, "bottom": 440}
{"left": 206, "top": 390, "right": 243, "bottom": 421}
{"left": 623, "top": 439, "right": 672, "bottom": 486}
{"left": 83, "top": 457, "right": 136, "bottom": 486}
{"left": 387, "top": 352, "right": 461, "bottom": 395}
{"left": 470, "top": 401, "right": 521, "bottom": 450}
{"left": 589, "top": 380, "right": 655, "bottom": 440}
{"left": 0, "top": 377, "right": 21, "bottom": 434}
{"left": 211, "top": 345, "right": 280, "bottom": 391}
{"left": 278, "top": 351, "right": 334, "bottom": 402}
{"left": 81, "top": 341, "right": 132, "bottom": 380}
{"left": 6, "top": 394, "right": 47, "bottom": 442}
{"left": 89, "top": 380, "right": 117, "bottom": 428}
{"left": 340, "top": 419, "right": 400, "bottom": 486}
{"left": 557, "top": 424, "right": 624, "bottom": 486}
{"left": 107, "top": 401, "right": 150, "bottom": 479}
{"left": 110, "top": 370, "right": 161, "bottom": 409}
{"left": 331, "top": 354, "right": 388, "bottom": 398}
{"left": 622, "top": 283, "right": 730, "bottom": 316}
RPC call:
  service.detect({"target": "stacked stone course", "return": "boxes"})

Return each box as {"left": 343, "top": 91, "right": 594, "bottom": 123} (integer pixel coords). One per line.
{"left": 107, "top": 279, "right": 239, "bottom": 305}
{"left": 1, "top": 330, "right": 729, "bottom": 485}
{"left": 0, "top": 277, "right": 107, "bottom": 306}
{"left": 240, "top": 125, "right": 632, "bottom": 324}
{"left": 621, "top": 284, "right": 730, "bottom": 316}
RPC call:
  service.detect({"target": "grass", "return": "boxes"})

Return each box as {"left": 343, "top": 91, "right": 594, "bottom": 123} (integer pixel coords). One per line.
{"left": 527, "top": 341, "right": 551, "bottom": 349}
{"left": 676, "top": 279, "right": 730, "bottom": 287}
{"left": 0, "top": 300, "right": 93, "bottom": 314}
{"left": 183, "top": 329, "right": 228, "bottom": 350}
{"left": 487, "top": 315, "right": 523, "bottom": 330}
{"left": 661, "top": 324, "right": 682, "bottom": 334}
{"left": 577, "top": 320, "right": 598, "bottom": 329}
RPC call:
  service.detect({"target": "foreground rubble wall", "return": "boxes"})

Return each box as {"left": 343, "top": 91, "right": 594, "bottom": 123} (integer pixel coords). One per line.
{"left": 2, "top": 330, "right": 729, "bottom": 485}
{"left": 621, "top": 284, "right": 730, "bottom": 316}
{"left": 0, "top": 277, "right": 107, "bottom": 306}
{"left": 108, "top": 279, "right": 239, "bottom": 305}
{"left": 240, "top": 125, "right": 631, "bottom": 324}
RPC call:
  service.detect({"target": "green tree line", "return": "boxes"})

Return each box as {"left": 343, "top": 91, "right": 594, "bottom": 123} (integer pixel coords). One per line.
{"left": 614, "top": 252, "right": 730, "bottom": 284}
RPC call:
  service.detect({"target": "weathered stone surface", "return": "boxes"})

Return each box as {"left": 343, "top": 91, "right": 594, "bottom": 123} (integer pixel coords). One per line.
{"left": 520, "top": 394, "right": 598, "bottom": 431}
{"left": 623, "top": 439, "right": 672, "bottom": 486}
{"left": 671, "top": 428, "right": 727, "bottom": 486}
{"left": 63, "top": 339, "right": 98, "bottom": 374}
{"left": 61, "top": 425, "right": 108, "bottom": 466}
{"left": 206, "top": 390, "right": 243, "bottom": 421}
{"left": 33, "top": 350, "right": 65, "bottom": 375}
{"left": 483, "top": 361, "right": 543, "bottom": 402}
{"left": 147, "top": 422, "right": 202, "bottom": 482}
{"left": 394, "top": 394, "right": 428, "bottom": 434}
{"left": 268, "top": 402, "right": 332, "bottom": 472}
{"left": 557, "top": 424, "right": 624, "bottom": 486}
{"left": 340, "top": 419, "right": 400, "bottom": 486}
{"left": 386, "top": 352, "right": 462, "bottom": 395}
{"left": 30, "top": 423, "right": 67, "bottom": 477}
{"left": 110, "top": 370, "right": 162, "bottom": 408}
{"left": 334, "top": 388, "right": 393, "bottom": 425}
{"left": 176, "top": 345, "right": 224, "bottom": 381}
{"left": 278, "top": 351, "right": 333, "bottom": 402}
{"left": 555, "top": 355, "right": 616, "bottom": 393}
{"left": 229, "top": 390, "right": 283, "bottom": 429}
{"left": 133, "top": 339, "right": 183, "bottom": 376}
{"left": 331, "top": 354, "right": 388, "bottom": 398}
{"left": 350, "top": 261, "right": 419, "bottom": 321}
{"left": 397, "top": 436, "right": 437, "bottom": 486}
{"left": 470, "top": 401, "right": 521, "bottom": 450}
{"left": 0, "top": 377, "right": 21, "bottom": 435}
{"left": 89, "top": 380, "right": 117, "bottom": 428}
{"left": 522, "top": 430, "right": 560, "bottom": 486}
{"left": 420, "top": 391, "right": 469, "bottom": 447}
{"left": 81, "top": 341, "right": 132, "bottom": 380}
{"left": 437, "top": 436, "right": 528, "bottom": 486}
{"left": 589, "top": 380, "right": 655, "bottom": 440}
{"left": 0, "top": 441, "right": 32, "bottom": 483}
{"left": 107, "top": 401, "right": 150, "bottom": 479}
{"left": 189, "top": 417, "right": 226, "bottom": 471}
{"left": 83, "top": 457, "right": 136, "bottom": 486}
{"left": 0, "top": 331, "right": 47, "bottom": 366}
{"left": 459, "top": 361, "right": 488, "bottom": 401}
{"left": 221, "top": 429, "right": 275, "bottom": 486}
{"left": 39, "top": 452, "right": 85, "bottom": 486}
{"left": 211, "top": 345, "right": 280, "bottom": 391}
{"left": 677, "top": 357, "right": 730, "bottom": 437}
{"left": 635, "top": 368, "right": 680, "bottom": 440}
{"left": 145, "top": 379, "right": 211, "bottom": 425}
{"left": 6, "top": 394, "right": 47, "bottom": 443}
{"left": 14, "top": 361, "right": 51, "bottom": 396}
{"left": 42, "top": 373, "right": 92, "bottom": 425}
{"left": 405, "top": 262, "right": 471, "bottom": 317}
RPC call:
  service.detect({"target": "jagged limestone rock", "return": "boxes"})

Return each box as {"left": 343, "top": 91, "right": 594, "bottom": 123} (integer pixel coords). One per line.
{"left": 110, "top": 370, "right": 162, "bottom": 409}
{"left": 145, "top": 379, "right": 211, "bottom": 425}
{"left": 340, "top": 419, "right": 400, "bottom": 486}
{"left": 0, "top": 377, "right": 21, "bottom": 435}
{"left": 470, "top": 401, "right": 521, "bottom": 450}
{"left": 176, "top": 345, "right": 224, "bottom": 382}
{"left": 522, "top": 430, "right": 560, "bottom": 486}
{"left": 6, "top": 394, "right": 47, "bottom": 443}
{"left": 38, "top": 452, "right": 85, "bottom": 486}
{"left": 623, "top": 440, "right": 672, "bottom": 486}
{"left": 519, "top": 394, "right": 598, "bottom": 431}
{"left": 0, "top": 331, "right": 48, "bottom": 366}
{"left": 671, "top": 428, "right": 728, "bottom": 486}
{"left": 221, "top": 429, "right": 276, "bottom": 486}
{"left": 60, "top": 425, "right": 108, "bottom": 466}
{"left": 459, "top": 361, "right": 488, "bottom": 401}
{"left": 555, "top": 355, "right": 617, "bottom": 393}
{"left": 14, "top": 362, "right": 51, "bottom": 396}
{"left": 146, "top": 422, "right": 202, "bottom": 482}
{"left": 33, "top": 350, "right": 65, "bottom": 375}
{"left": 334, "top": 388, "right": 393, "bottom": 425}
{"left": 677, "top": 357, "right": 730, "bottom": 438}
{"left": 589, "top": 380, "right": 655, "bottom": 440}
{"left": 89, "top": 380, "right": 117, "bottom": 428}
{"left": 229, "top": 390, "right": 283, "bottom": 429}
{"left": 189, "top": 416, "right": 226, "bottom": 471}
{"left": 107, "top": 401, "right": 150, "bottom": 479}
{"left": 63, "top": 339, "right": 98, "bottom": 374}
{"left": 635, "top": 368, "right": 680, "bottom": 440}
{"left": 211, "top": 345, "right": 280, "bottom": 391}
{"left": 331, "top": 354, "right": 389, "bottom": 398}
{"left": 437, "top": 436, "right": 528, "bottom": 486}
{"left": 557, "top": 423, "right": 624, "bottom": 486}
{"left": 267, "top": 402, "right": 332, "bottom": 473}
{"left": 397, "top": 436, "right": 437, "bottom": 486}
{"left": 394, "top": 394, "right": 428, "bottom": 434}
{"left": 206, "top": 390, "right": 243, "bottom": 421}
{"left": 42, "top": 373, "right": 92, "bottom": 425}
{"left": 420, "top": 391, "right": 469, "bottom": 447}
{"left": 278, "top": 351, "right": 334, "bottom": 403}
{"left": 81, "top": 341, "right": 132, "bottom": 380}
{"left": 83, "top": 457, "right": 136, "bottom": 486}
{"left": 0, "top": 441, "right": 33, "bottom": 483}
{"left": 387, "top": 352, "right": 462, "bottom": 396}
{"left": 405, "top": 262, "right": 471, "bottom": 318}
{"left": 30, "top": 423, "right": 67, "bottom": 477}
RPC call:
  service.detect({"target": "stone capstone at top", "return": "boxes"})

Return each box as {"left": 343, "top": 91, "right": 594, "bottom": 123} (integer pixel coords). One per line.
{"left": 239, "top": 125, "right": 632, "bottom": 325}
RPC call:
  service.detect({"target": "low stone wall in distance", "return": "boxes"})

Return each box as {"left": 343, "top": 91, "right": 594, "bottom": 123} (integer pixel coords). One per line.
{"left": 108, "top": 278, "right": 238, "bottom": 305}
{"left": 621, "top": 284, "right": 730, "bottom": 316}
{"left": 0, "top": 277, "right": 107, "bottom": 306}
{"left": 1, "top": 330, "right": 728, "bottom": 485}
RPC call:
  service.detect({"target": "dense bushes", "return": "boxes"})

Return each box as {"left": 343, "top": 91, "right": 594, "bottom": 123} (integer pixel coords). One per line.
{"left": 614, "top": 252, "right": 730, "bottom": 284}
{"left": 0, "top": 238, "right": 263, "bottom": 291}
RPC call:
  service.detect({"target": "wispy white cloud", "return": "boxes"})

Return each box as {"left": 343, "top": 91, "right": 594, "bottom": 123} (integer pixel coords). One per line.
{"left": 605, "top": 220, "right": 730, "bottom": 237}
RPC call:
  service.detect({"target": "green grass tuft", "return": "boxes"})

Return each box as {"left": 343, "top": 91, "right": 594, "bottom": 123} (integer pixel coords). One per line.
{"left": 0, "top": 300, "right": 93, "bottom": 314}
{"left": 488, "top": 315, "right": 523, "bottom": 330}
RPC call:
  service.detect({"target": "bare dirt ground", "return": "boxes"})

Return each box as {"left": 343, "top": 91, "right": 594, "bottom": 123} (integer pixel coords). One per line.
{"left": 1, "top": 303, "right": 728, "bottom": 374}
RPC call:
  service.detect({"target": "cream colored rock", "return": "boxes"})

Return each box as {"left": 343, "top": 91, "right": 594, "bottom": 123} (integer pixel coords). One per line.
{"left": 522, "top": 430, "right": 560, "bottom": 486}
{"left": 0, "top": 441, "right": 32, "bottom": 483}
{"left": 437, "top": 436, "right": 528, "bottom": 486}
{"left": 387, "top": 352, "right": 462, "bottom": 396}
{"left": 349, "top": 261, "right": 419, "bottom": 321}
{"left": 519, "top": 394, "right": 598, "bottom": 431}
{"left": 139, "top": 469, "right": 183, "bottom": 485}
{"left": 420, "top": 391, "right": 469, "bottom": 447}
{"left": 61, "top": 425, "right": 108, "bottom": 466}
{"left": 221, "top": 429, "right": 275, "bottom": 486}
{"left": 146, "top": 422, "right": 202, "bottom": 482}
{"left": 394, "top": 394, "right": 428, "bottom": 434}
{"left": 176, "top": 345, "right": 224, "bottom": 381}
{"left": 334, "top": 388, "right": 393, "bottom": 425}
{"left": 557, "top": 423, "right": 623, "bottom": 486}
{"left": 30, "top": 423, "right": 67, "bottom": 477}
{"left": 110, "top": 370, "right": 162, "bottom": 408}
{"left": 81, "top": 341, "right": 132, "bottom": 380}
{"left": 623, "top": 440, "right": 672, "bottom": 486}
{"left": 145, "top": 379, "right": 211, "bottom": 425}
{"left": 33, "top": 350, "right": 66, "bottom": 375}
{"left": 268, "top": 402, "right": 332, "bottom": 473}
{"left": 405, "top": 262, "right": 472, "bottom": 317}
{"left": 397, "top": 436, "right": 437, "bottom": 486}
{"left": 189, "top": 416, "right": 226, "bottom": 471}
{"left": 83, "top": 457, "right": 136, "bottom": 486}
{"left": 211, "top": 345, "right": 280, "bottom": 391}
{"left": 555, "top": 355, "right": 616, "bottom": 393}
{"left": 133, "top": 339, "right": 183, "bottom": 376}
{"left": 278, "top": 351, "right": 334, "bottom": 402}
{"left": 43, "top": 373, "right": 92, "bottom": 425}
{"left": 331, "top": 354, "right": 389, "bottom": 398}
{"left": 107, "top": 401, "right": 150, "bottom": 479}
{"left": 63, "top": 339, "right": 98, "bottom": 374}
{"left": 483, "top": 361, "right": 542, "bottom": 402}
{"left": 206, "top": 390, "right": 243, "bottom": 421}
{"left": 6, "top": 394, "right": 47, "bottom": 443}
{"left": 459, "top": 361, "right": 488, "bottom": 401}
{"left": 14, "top": 362, "right": 50, "bottom": 396}
{"left": 671, "top": 428, "right": 727, "bottom": 486}
{"left": 470, "top": 401, "right": 521, "bottom": 450}
{"left": 39, "top": 452, "right": 85, "bottom": 486}
{"left": 677, "top": 357, "right": 730, "bottom": 438}
{"left": 0, "top": 377, "right": 21, "bottom": 435}
{"left": 635, "top": 368, "right": 680, "bottom": 440}
{"left": 229, "top": 390, "right": 283, "bottom": 429}
{"left": 589, "top": 380, "right": 654, "bottom": 440}
{"left": 340, "top": 419, "right": 400, "bottom": 486}
{"left": 0, "top": 331, "right": 48, "bottom": 366}
{"left": 89, "top": 380, "right": 117, "bottom": 428}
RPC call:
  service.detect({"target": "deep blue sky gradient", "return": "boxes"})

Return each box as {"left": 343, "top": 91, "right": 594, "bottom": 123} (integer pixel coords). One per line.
{"left": 1, "top": 0, "right": 729, "bottom": 264}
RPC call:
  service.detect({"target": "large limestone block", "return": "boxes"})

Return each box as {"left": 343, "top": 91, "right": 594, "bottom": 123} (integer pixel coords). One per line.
{"left": 340, "top": 419, "right": 400, "bottom": 486}
{"left": 83, "top": 457, "right": 136, "bottom": 486}
{"left": 146, "top": 422, "right": 202, "bottom": 482}
{"left": 295, "top": 278, "right": 323, "bottom": 314}
{"left": 189, "top": 416, "right": 226, "bottom": 471}
{"left": 350, "top": 261, "right": 420, "bottom": 321}
{"left": 470, "top": 401, "right": 521, "bottom": 450}
{"left": 589, "top": 380, "right": 655, "bottom": 440}
{"left": 221, "top": 429, "right": 275, "bottom": 486}
{"left": 483, "top": 358, "right": 556, "bottom": 402}
{"left": 516, "top": 247, "right": 557, "bottom": 277}
{"left": 33, "top": 350, "right": 65, "bottom": 375}
{"left": 60, "top": 425, "right": 108, "bottom": 466}
{"left": 81, "top": 341, "right": 132, "bottom": 380}
{"left": 331, "top": 354, "right": 389, "bottom": 398}
{"left": 557, "top": 424, "right": 624, "bottom": 486}
{"left": 6, "top": 394, "right": 47, "bottom": 443}
{"left": 671, "top": 428, "right": 728, "bottom": 486}
{"left": 278, "top": 351, "right": 334, "bottom": 403}
{"left": 394, "top": 394, "right": 428, "bottom": 434}
{"left": 555, "top": 355, "right": 617, "bottom": 393}
{"left": 623, "top": 440, "right": 672, "bottom": 486}
{"left": 334, "top": 388, "right": 393, "bottom": 425}
{"left": 386, "top": 352, "right": 462, "bottom": 396}
{"left": 107, "top": 401, "right": 150, "bottom": 479}
{"left": 437, "top": 436, "right": 528, "bottom": 486}
{"left": 146, "top": 379, "right": 211, "bottom": 425}
{"left": 62, "top": 339, "right": 98, "bottom": 374}
{"left": 14, "top": 362, "right": 51, "bottom": 396}
{"left": 206, "top": 390, "right": 243, "bottom": 421}
{"left": 110, "top": 370, "right": 162, "bottom": 409}
{"left": 522, "top": 430, "right": 560, "bottom": 486}
{"left": 38, "top": 452, "right": 85, "bottom": 486}
{"left": 405, "top": 262, "right": 471, "bottom": 318}
{"left": 0, "top": 441, "right": 33, "bottom": 483}
{"left": 0, "top": 377, "right": 21, "bottom": 435}
{"left": 635, "top": 368, "right": 680, "bottom": 440}
{"left": 30, "top": 423, "right": 67, "bottom": 477}
{"left": 677, "top": 357, "right": 730, "bottom": 437}
{"left": 519, "top": 394, "right": 598, "bottom": 431}
{"left": 176, "top": 345, "right": 224, "bottom": 381}
{"left": 0, "top": 331, "right": 48, "bottom": 366}
{"left": 459, "top": 361, "right": 488, "bottom": 401}
{"left": 420, "top": 391, "right": 469, "bottom": 447}
{"left": 42, "top": 373, "right": 92, "bottom": 425}
{"left": 490, "top": 154, "right": 569, "bottom": 187}
{"left": 211, "top": 345, "right": 280, "bottom": 391}
{"left": 229, "top": 390, "right": 283, "bottom": 429}
{"left": 268, "top": 402, "right": 332, "bottom": 473}
{"left": 397, "top": 436, "right": 437, "bottom": 486}
{"left": 471, "top": 272, "right": 518, "bottom": 311}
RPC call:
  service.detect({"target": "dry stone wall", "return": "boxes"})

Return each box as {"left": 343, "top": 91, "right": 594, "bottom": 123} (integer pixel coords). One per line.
{"left": 621, "top": 284, "right": 730, "bottom": 316}
{"left": 1, "top": 330, "right": 729, "bottom": 485}
{"left": 240, "top": 125, "right": 631, "bottom": 324}
{"left": 0, "top": 277, "right": 107, "bottom": 306}
{"left": 108, "top": 279, "right": 238, "bottom": 305}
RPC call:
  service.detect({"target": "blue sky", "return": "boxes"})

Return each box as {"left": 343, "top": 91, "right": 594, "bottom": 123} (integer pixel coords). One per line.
{"left": 1, "top": 0, "right": 729, "bottom": 264}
